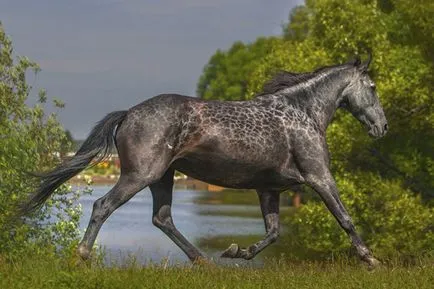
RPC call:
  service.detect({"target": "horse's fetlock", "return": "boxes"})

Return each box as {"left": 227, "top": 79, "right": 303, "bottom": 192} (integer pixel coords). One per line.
{"left": 358, "top": 246, "right": 371, "bottom": 258}
{"left": 270, "top": 230, "right": 280, "bottom": 242}
{"left": 341, "top": 216, "right": 354, "bottom": 230}
{"left": 243, "top": 248, "right": 255, "bottom": 260}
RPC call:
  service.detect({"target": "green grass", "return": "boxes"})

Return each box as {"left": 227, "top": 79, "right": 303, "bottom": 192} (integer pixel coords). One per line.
{"left": 198, "top": 206, "right": 296, "bottom": 219}
{"left": 194, "top": 189, "right": 261, "bottom": 205}
{"left": 1, "top": 254, "right": 433, "bottom": 289}
{"left": 193, "top": 188, "right": 294, "bottom": 206}
{"left": 3, "top": 188, "right": 432, "bottom": 288}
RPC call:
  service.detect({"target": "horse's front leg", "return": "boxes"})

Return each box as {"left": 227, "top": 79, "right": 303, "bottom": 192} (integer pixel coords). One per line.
{"left": 221, "top": 190, "right": 280, "bottom": 260}
{"left": 305, "top": 169, "right": 380, "bottom": 269}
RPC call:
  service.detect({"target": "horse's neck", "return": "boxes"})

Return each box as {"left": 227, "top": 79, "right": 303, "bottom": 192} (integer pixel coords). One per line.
{"left": 282, "top": 75, "right": 348, "bottom": 133}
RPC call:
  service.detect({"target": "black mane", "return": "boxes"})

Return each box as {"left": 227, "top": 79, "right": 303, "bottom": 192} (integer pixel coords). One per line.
{"left": 258, "top": 59, "right": 359, "bottom": 96}
{"left": 260, "top": 71, "right": 318, "bottom": 95}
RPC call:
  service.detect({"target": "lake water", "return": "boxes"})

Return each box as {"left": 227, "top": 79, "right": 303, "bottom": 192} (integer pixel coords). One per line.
{"left": 79, "top": 185, "right": 264, "bottom": 265}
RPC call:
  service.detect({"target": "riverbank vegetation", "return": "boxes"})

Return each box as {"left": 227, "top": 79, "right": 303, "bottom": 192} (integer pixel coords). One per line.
{"left": 0, "top": 23, "right": 84, "bottom": 260}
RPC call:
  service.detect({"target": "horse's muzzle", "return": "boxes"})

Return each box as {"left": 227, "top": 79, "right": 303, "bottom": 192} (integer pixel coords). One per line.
{"left": 369, "top": 122, "right": 388, "bottom": 138}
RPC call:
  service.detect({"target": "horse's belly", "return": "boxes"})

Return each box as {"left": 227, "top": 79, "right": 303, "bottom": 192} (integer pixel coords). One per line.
{"left": 172, "top": 152, "right": 301, "bottom": 190}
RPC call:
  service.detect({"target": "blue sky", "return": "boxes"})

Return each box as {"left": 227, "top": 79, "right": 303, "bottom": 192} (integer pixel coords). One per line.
{"left": 1, "top": 0, "right": 301, "bottom": 138}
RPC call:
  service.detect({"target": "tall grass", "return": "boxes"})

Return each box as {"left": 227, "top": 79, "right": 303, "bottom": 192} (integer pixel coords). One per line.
{"left": 1, "top": 253, "right": 433, "bottom": 289}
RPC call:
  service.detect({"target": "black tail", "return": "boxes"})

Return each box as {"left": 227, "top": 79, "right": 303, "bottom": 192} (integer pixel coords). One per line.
{"left": 21, "top": 110, "right": 128, "bottom": 214}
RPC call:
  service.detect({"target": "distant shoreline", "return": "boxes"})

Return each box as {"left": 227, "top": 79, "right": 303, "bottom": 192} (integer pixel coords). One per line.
{"left": 70, "top": 175, "right": 218, "bottom": 191}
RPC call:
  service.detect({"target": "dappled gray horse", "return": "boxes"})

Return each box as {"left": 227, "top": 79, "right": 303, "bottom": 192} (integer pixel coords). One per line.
{"left": 23, "top": 56, "right": 387, "bottom": 267}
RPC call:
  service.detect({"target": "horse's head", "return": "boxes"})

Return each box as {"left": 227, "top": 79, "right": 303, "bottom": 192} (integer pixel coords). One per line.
{"left": 340, "top": 55, "right": 388, "bottom": 138}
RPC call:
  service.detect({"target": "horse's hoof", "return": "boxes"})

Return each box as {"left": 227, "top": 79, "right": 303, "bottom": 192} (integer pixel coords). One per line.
{"left": 221, "top": 243, "right": 239, "bottom": 258}
{"left": 366, "top": 257, "right": 381, "bottom": 270}
{"left": 192, "top": 256, "right": 214, "bottom": 267}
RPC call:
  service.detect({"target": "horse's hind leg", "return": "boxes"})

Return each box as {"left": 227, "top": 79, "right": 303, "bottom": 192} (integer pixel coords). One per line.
{"left": 76, "top": 172, "right": 152, "bottom": 260}
{"left": 76, "top": 114, "right": 179, "bottom": 260}
{"left": 221, "top": 190, "right": 280, "bottom": 260}
{"left": 150, "top": 168, "right": 206, "bottom": 262}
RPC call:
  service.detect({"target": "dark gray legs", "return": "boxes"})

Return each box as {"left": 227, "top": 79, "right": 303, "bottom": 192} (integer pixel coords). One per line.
{"left": 77, "top": 168, "right": 205, "bottom": 262}
{"left": 221, "top": 167, "right": 380, "bottom": 268}
{"left": 221, "top": 190, "right": 280, "bottom": 260}
{"left": 305, "top": 172, "right": 380, "bottom": 268}
{"left": 77, "top": 166, "right": 378, "bottom": 267}
{"left": 150, "top": 169, "right": 206, "bottom": 262}
{"left": 77, "top": 173, "right": 148, "bottom": 259}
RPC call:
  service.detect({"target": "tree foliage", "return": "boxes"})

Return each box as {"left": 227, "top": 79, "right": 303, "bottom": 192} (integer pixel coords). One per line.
{"left": 0, "top": 23, "right": 84, "bottom": 258}
{"left": 248, "top": 0, "right": 433, "bottom": 201}
{"left": 283, "top": 5, "right": 311, "bottom": 41}
{"left": 197, "top": 37, "right": 280, "bottom": 100}
{"left": 197, "top": 0, "right": 433, "bottom": 257}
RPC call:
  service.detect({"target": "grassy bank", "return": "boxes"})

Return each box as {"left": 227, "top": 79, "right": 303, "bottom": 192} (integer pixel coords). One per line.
{"left": 198, "top": 206, "right": 296, "bottom": 219}
{"left": 193, "top": 188, "right": 293, "bottom": 206}
{"left": 194, "top": 188, "right": 260, "bottom": 205}
{"left": 1, "top": 254, "right": 433, "bottom": 289}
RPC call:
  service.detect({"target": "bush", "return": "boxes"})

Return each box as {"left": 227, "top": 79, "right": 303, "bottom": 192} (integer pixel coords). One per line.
{"left": 284, "top": 173, "right": 434, "bottom": 259}
{"left": 0, "top": 23, "right": 84, "bottom": 259}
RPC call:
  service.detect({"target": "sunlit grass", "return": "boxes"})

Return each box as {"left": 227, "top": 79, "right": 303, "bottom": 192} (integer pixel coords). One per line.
{"left": 1, "top": 253, "right": 433, "bottom": 289}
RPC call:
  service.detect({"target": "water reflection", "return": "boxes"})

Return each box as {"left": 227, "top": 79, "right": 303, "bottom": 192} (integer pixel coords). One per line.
{"left": 79, "top": 185, "right": 264, "bottom": 265}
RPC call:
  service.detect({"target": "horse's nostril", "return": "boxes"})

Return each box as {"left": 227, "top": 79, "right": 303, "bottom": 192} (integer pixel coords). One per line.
{"left": 384, "top": 123, "right": 388, "bottom": 132}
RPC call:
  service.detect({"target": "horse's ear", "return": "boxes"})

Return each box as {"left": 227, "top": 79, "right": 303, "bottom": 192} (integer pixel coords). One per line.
{"left": 358, "top": 53, "right": 372, "bottom": 73}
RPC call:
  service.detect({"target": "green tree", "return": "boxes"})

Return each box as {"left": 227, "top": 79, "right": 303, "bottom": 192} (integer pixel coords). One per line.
{"left": 62, "top": 129, "right": 76, "bottom": 153}
{"left": 0, "top": 23, "right": 84, "bottom": 259}
{"left": 383, "top": 0, "right": 434, "bottom": 63}
{"left": 283, "top": 5, "right": 311, "bottom": 41}
{"left": 197, "top": 37, "right": 280, "bottom": 100}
